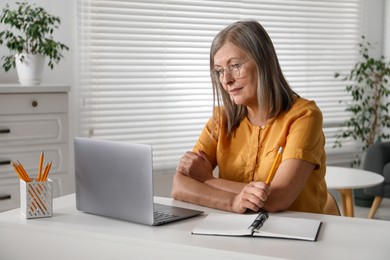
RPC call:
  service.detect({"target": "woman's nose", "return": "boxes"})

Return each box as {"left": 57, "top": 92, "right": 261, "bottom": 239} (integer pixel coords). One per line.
{"left": 221, "top": 71, "right": 234, "bottom": 85}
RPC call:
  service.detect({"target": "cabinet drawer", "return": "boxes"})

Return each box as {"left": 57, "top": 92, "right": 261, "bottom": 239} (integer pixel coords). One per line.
{"left": 0, "top": 114, "right": 68, "bottom": 145}
{"left": 0, "top": 143, "right": 68, "bottom": 179}
{"left": 0, "top": 183, "right": 20, "bottom": 212}
{"left": 0, "top": 93, "right": 67, "bottom": 115}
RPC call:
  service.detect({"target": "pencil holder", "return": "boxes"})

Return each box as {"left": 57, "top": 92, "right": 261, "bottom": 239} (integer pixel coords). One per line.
{"left": 20, "top": 179, "right": 53, "bottom": 219}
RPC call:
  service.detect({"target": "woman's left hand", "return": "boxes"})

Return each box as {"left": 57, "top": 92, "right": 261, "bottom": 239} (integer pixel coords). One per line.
{"left": 176, "top": 151, "right": 214, "bottom": 182}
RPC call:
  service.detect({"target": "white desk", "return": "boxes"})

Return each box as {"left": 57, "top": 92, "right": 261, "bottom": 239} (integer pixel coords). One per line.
{"left": 0, "top": 194, "right": 389, "bottom": 260}
{"left": 325, "top": 166, "right": 384, "bottom": 217}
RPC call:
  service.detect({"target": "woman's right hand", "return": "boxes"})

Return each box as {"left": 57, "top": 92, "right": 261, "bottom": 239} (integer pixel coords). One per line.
{"left": 176, "top": 151, "right": 214, "bottom": 183}
{"left": 231, "top": 182, "right": 270, "bottom": 213}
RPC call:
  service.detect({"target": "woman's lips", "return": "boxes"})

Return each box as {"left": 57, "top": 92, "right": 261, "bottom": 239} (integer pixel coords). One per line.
{"left": 229, "top": 87, "right": 243, "bottom": 95}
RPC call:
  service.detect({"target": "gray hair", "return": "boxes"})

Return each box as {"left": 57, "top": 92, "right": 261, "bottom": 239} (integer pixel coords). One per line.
{"left": 210, "top": 20, "right": 297, "bottom": 135}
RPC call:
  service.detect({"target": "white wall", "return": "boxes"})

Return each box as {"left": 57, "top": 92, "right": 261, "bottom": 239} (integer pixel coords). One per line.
{"left": 362, "top": 0, "right": 387, "bottom": 58}
{"left": 384, "top": 0, "right": 390, "bottom": 58}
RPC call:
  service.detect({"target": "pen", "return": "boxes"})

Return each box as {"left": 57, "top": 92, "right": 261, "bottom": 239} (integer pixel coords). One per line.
{"left": 249, "top": 211, "right": 269, "bottom": 234}
{"left": 265, "top": 146, "right": 283, "bottom": 185}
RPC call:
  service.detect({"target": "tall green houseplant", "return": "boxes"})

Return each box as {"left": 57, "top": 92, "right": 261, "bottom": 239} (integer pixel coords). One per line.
{"left": 334, "top": 36, "right": 390, "bottom": 167}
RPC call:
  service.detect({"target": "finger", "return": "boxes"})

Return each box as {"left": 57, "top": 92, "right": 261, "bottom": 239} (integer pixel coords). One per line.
{"left": 233, "top": 195, "right": 260, "bottom": 213}
{"left": 176, "top": 165, "right": 187, "bottom": 176}
{"left": 250, "top": 182, "right": 270, "bottom": 196}
{"left": 179, "top": 152, "right": 196, "bottom": 167}
{"left": 197, "top": 150, "right": 208, "bottom": 161}
{"left": 243, "top": 186, "right": 268, "bottom": 207}
{"left": 184, "top": 151, "right": 199, "bottom": 160}
{"left": 176, "top": 160, "right": 190, "bottom": 176}
{"left": 246, "top": 192, "right": 266, "bottom": 208}
{"left": 241, "top": 198, "right": 261, "bottom": 212}
{"left": 250, "top": 181, "right": 268, "bottom": 189}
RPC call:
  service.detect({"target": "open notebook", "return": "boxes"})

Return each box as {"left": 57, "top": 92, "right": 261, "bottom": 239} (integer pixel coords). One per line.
{"left": 192, "top": 212, "right": 321, "bottom": 241}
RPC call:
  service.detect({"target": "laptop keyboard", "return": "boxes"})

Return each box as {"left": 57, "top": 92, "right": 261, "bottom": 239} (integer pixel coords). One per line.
{"left": 154, "top": 210, "right": 180, "bottom": 222}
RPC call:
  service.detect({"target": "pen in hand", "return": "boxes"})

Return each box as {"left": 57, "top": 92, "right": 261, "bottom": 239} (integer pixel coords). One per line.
{"left": 249, "top": 211, "right": 269, "bottom": 234}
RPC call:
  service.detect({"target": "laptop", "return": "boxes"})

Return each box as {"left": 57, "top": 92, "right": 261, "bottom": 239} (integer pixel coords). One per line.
{"left": 74, "top": 137, "right": 203, "bottom": 225}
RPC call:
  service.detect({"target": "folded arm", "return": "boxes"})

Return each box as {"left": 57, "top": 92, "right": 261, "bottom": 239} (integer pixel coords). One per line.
{"left": 172, "top": 171, "right": 271, "bottom": 213}
{"left": 171, "top": 150, "right": 315, "bottom": 213}
{"left": 171, "top": 151, "right": 270, "bottom": 213}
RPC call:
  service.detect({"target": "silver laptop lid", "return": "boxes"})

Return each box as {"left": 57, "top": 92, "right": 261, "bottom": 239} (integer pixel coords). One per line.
{"left": 74, "top": 137, "right": 155, "bottom": 225}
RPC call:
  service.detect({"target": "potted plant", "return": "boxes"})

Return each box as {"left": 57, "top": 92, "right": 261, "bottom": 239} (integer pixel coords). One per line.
{"left": 333, "top": 36, "right": 390, "bottom": 206}
{"left": 0, "top": 1, "right": 69, "bottom": 85}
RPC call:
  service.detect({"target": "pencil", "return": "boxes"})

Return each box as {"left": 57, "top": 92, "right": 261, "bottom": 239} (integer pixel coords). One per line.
{"left": 38, "top": 151, "right": 44, "bottom": 181}
{"left": 41, "top": 161, "right": 52, "bottom": 181}
{"left": 16, "top": 161, "right": 31, "bottom": 182}
{"left": 11, "top": 161, "right": 26, "bottom": 181}
{"left": 265, "top": 147, "right": 283, "bottom": 185}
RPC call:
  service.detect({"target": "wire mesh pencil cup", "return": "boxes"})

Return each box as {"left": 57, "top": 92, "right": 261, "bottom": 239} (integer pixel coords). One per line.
{"left": 20, "top": 179, "right": 53, "bottom": 219}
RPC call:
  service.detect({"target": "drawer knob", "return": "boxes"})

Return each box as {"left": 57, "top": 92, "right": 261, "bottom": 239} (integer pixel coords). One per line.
{"left": 0, "top": 194, "right": 11, "bottom": 200}
{"left": 32, "top": 100, "right": 38, "bottom": 107}
{"left": 0, "top": 160, "right": 11, "bottom": 166}
{"left": 0, "top": 129, "right": 10, "bottom": 134}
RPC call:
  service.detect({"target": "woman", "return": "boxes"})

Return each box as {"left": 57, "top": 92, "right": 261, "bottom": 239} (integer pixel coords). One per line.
{"left": 171, "top": 20, "right": 327, "bottom": 214}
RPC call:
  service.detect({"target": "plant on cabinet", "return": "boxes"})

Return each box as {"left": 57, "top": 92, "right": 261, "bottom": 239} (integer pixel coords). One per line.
{"left": 0, "top": 1, "right": 69, "bottom": 85}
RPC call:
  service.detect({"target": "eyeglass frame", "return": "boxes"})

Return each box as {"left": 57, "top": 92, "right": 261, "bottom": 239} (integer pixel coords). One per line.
{"left": 213, "top": 59, "right": 249, "bottom": 82}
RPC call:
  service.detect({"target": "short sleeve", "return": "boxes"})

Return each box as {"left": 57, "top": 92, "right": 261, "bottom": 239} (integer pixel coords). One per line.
{"left": 282, "top": 101, "right": 325, "bottom": 168}
{"left": 192, "top": 108, "right": 222, "bottom": 168}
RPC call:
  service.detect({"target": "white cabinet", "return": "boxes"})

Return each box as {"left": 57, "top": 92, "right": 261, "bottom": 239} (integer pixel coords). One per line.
{"left": 0, "top": 85, "right": 70, "bottom": 212}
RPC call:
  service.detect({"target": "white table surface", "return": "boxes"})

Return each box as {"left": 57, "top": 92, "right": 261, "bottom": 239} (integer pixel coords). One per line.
{"left": 325, "top": 166, "right": 384, "bottom": 217}
{"left": 326, "top": 166, "right": 384, "bottom": 189}
{"left": 1, "top": 194, "right": 389, "bottom": 260}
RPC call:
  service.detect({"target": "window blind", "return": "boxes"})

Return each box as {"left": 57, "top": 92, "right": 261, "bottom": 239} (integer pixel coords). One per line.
{"left": 77, "top": 0, "right": 363, "bottom": 171}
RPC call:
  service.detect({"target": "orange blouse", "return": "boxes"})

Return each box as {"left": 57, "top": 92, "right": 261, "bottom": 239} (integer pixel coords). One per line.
{"left": 193, "top": 97, "right": 327, "bottom": 213}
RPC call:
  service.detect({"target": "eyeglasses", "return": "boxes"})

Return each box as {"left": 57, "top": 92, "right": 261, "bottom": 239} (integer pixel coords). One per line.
{"left": 214, "top": 60, "right": 249, "bottom": 82}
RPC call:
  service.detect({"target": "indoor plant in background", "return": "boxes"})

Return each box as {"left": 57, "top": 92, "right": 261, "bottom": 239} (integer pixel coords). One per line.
{"left": 334, "top": 36, "right": 390, "bottom": 206}
{"left": 0, "top": 1, "right": 69, "bottom": 85}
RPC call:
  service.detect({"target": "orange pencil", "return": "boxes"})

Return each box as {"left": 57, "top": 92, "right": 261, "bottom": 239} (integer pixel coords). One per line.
{"left": 41, "top": 161, "right": 52, "bottom": 181}
{"left": 265, "top": 147, "right": 283, "bottom": 185}
{"left": 16, "top": 161, "right": 31, "bottom": 182}
{"left": 11, "top": 161, "right": 26, "bottom": 181}
{"left": 38, "top": 151, "right": 44, "bottom": 181}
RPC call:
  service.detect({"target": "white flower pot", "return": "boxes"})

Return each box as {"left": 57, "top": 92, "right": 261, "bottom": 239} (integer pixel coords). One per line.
{"left": 15, "top": 53, "right": 45, "bottom": 85}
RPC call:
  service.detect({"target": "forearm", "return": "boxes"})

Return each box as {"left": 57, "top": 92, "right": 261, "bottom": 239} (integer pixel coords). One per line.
{"left": 171, "top": 172, "right": 236, "bottom": 212}
{"left": 204, "top": 177, "right": 247, "bottom": 194}
{"left": 261, "top": 159, "right": 315, "bottom": 212}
